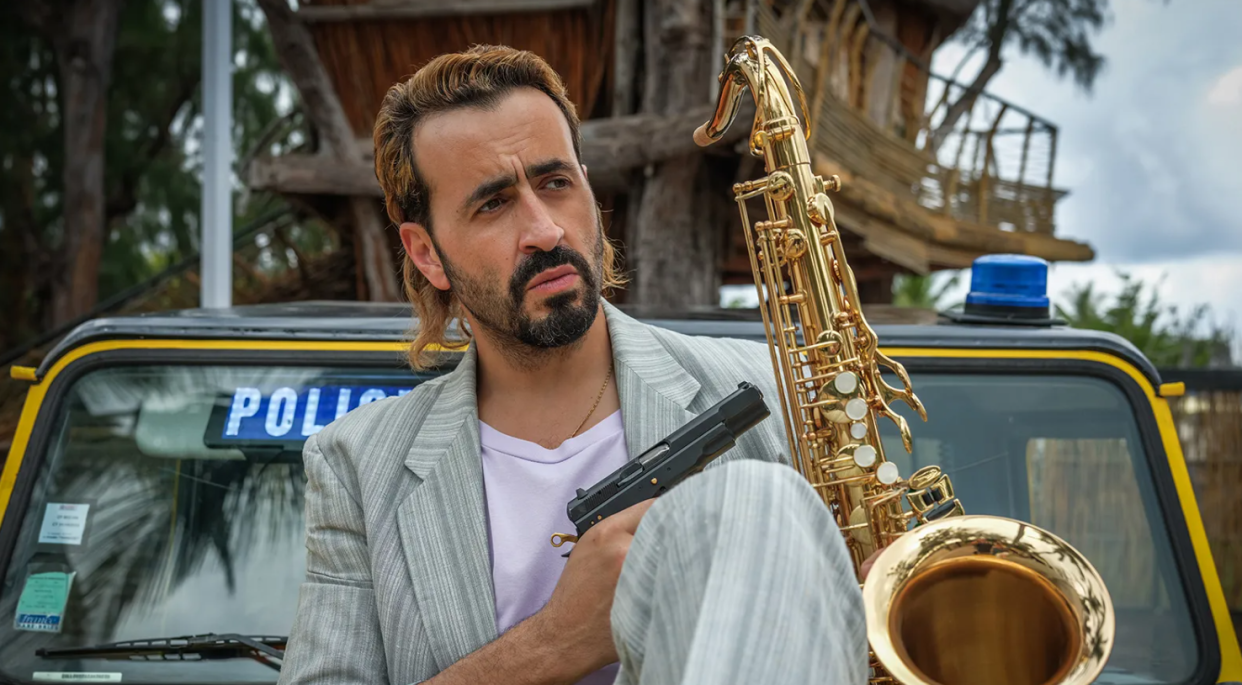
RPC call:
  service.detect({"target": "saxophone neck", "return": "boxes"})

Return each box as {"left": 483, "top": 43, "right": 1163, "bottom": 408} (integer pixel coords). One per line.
{"left": 694, "top": 36, "right": 814, "bottom": 159}
{"left": 694, "top": 40, "right": 754, "bottom": 147}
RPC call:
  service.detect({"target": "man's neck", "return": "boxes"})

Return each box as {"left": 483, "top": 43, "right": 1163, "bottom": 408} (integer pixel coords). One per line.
{"left": 473, "top": 305, "right": 619, "bottom": 448}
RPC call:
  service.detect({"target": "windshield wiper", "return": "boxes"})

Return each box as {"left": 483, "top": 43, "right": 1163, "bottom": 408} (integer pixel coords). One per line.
{"left": 36, "top": 633, "right": 286, "bottom": 671}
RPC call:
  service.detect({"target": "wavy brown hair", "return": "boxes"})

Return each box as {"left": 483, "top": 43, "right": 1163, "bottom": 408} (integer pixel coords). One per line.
{"left": 373, "top": 45, "right": 626, "bottom": 370}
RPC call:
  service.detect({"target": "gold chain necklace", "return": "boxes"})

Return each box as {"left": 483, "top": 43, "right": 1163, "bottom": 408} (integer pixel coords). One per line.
{"left": 571, "top": 366, "right": 613, "bottom": 438}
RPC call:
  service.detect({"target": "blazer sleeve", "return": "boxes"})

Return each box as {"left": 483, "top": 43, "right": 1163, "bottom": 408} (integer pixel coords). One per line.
{"left": 279, "top": 433, "right": 389, "bottom": 685}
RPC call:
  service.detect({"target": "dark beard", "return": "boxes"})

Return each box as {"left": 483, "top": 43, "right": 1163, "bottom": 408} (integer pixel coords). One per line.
{"left": 439, "top": 224, "right": 606, "bottom": 358}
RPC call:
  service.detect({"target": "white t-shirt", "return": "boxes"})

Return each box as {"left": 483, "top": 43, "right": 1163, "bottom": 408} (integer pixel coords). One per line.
{"left": 480, "top": 410, "right": 629, "bottom": 685}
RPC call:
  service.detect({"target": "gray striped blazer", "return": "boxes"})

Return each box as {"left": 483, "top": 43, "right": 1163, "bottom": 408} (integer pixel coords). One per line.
{"left": 277, "top": 301, "right": 793, "bottom": 685}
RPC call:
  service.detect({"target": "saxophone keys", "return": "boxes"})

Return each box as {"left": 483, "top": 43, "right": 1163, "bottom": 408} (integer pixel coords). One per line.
{"left": 814, "top": 329, "right": 843, "bottom": 356}
{"left": 876, "top": 461, "right": 900, "bottom": 485}
{"left": 837, "top": 443, "right": 878, "bottom": 469}
{"left": 833, "top": 370, "right": 859, "bottom": 394}
{"left": 765, "top": 171, "right": 795, "bottom": 201}
{"left": 806, "top": 193, "right": 835, "bottom": 227}
{"left": 817, "top": 370, "right": 868, "bottom": 423}
{"left": 788, "top": 229, "right": 808, "bottom": 259}
{"left": 815, "top": 174, "right": 842, "bottom": 193}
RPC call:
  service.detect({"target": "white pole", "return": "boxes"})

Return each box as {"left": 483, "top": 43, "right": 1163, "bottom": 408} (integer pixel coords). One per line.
{"left": 202, "top": 0, "right": 233, "bottom": 308}
{"left": 711, "top": 0, "right": 724, "bottom": 99}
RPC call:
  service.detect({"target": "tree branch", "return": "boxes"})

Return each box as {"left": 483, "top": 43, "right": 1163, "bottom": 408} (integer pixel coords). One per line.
{"left": 928, "top": 0, "right": 1014, "bottom": 153}
{"left": 256, "top": 0, "right": 399, "bottom": 301}
{"left": 247, "top": 104, "right": 750, "bottom": 196}
{"left": 105, "top": 72, "right": 201, "bottom": 224}
{"left": 255, "top": 0, "right": 357, "bottom": 157}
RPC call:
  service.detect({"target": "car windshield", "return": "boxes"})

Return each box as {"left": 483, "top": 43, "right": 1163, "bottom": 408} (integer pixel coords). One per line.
{"left": 876, "top": 372, "right": 1200, "bottom": 685}
{"left": 0, "top": 361, "right": 1200, "bottom": 685}
{"left": 0, "top": 363, "right": 440, "bottom": 684}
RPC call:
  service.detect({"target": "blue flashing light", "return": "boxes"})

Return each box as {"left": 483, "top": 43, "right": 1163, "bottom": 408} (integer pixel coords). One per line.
{"left": 965, "top": 254, "right": 1050, "bottom": 311}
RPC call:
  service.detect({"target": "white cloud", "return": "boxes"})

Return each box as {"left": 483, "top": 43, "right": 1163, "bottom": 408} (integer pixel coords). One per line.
{"left": 722, "top": 4, "right": 1242, "bottom": 363}
{"left": 930, "top": 1, "right": 1242, "bottom": 264}
{"left": 1206, "top": 65, "right": 1242, "bottom": 106}
{"left": 923, "top": 1, "right": 1242, "bottom": 361}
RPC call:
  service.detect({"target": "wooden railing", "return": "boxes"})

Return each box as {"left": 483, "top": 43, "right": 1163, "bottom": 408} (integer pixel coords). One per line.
{"left": 722, "top": 0, "right": 1066, "bottom": 235}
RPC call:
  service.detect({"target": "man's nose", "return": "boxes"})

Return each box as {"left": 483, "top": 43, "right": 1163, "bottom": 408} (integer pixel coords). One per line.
{"left": 516, "top": 192, "right": 564, "bottom": 253}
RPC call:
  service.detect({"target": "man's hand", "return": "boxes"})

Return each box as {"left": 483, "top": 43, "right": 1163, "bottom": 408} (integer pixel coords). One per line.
{"left": 424, "top": 498, "right": 655, "bottom": 685}
{"left": 860, "top": 547, "right": 884, "bottom": 582}
{"left": 533, "top": 498, "right": 656, "bottom": 676}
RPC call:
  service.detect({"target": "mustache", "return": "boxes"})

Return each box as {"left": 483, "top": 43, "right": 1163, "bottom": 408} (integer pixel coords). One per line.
{"left": 509, "top": 246, "right": 595, "bottom": 302}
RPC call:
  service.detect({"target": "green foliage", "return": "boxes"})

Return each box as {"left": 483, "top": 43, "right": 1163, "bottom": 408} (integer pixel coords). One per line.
{"left": 1, "top": 0, "right": 327, "bottom": 353}
{"left": 100, "top": 0, "right": 310, "bottom": 297}
{"left": 892, "top": 271, "right": 964, "bottom": 310}
{"left": 1054, "top": 272, "right": 1234, "bottom": 368}
{"left": 0, "top": 8, "right": 62, "bottom": 347}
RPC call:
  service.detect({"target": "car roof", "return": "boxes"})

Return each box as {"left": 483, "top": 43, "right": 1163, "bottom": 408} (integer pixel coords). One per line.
{"left": 33, "top": 300, "right": 1163, "bottom": 387}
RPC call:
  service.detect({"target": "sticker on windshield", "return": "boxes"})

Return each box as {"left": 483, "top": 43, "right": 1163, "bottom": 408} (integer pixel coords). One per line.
{"left": 37, "top": 503, "right": 91, "bottom": 545}
{"left": 14, "top": 571, "right": 75, "bottom": 633}
{"left": 33, "top": 673, "right": 122, "bottom": 682}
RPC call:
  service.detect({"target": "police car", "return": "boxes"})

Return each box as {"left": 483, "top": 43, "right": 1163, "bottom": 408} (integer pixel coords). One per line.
{"left": 1, "top": 257, "right": 1238, "bottom": 685}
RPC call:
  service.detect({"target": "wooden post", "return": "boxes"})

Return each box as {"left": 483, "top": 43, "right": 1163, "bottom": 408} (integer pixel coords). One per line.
{"left": 978, "top": 102, "right": 1007, "bottom": 226}
{"left": 848, "top": 18, "right": 870, "bottom": 109}
{"left": 711, "top": 0, "right": 725, "bottom": 98}
{"left": 629, "top": 0, "right": 722, "bottom": 309}
{"left": 832, "top": 4, "right": 861, "bottom": 100}
{"left": 810, "top": 0, "right": 847, "bottom": 138}
{"left": 1017, "top": 117, "right": 1034, "bottom": 189}
{"left": 942, "top": 96, "right": 976, "bottom": 216}
{"left": 613, "top": 0, "right": 640, "bottom": 117}
{"left": 886, "top": 54, "right": 906, "bottom": 134}
{"left": 256, "top": 0, "right": 399, "bottom": 303}
{"left": 1043, "top": 124, "right": 1059, "bottom": 234}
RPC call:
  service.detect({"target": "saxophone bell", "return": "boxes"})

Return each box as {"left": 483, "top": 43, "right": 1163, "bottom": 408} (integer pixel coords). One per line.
{"left": 694, "top": 35, "right": 1115, "bottom": 685}
{"left": 863, "top": 515, "right": 1115, "bottom": 685}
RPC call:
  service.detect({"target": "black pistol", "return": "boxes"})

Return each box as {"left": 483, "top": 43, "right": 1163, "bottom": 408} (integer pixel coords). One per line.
{"left": 550, "top": 381, "right": 769, "bottom": 549}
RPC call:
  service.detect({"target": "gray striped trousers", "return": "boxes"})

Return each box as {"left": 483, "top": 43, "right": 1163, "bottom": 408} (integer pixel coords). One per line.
{"left": 610, "top": 459, "right": 869, "bottom": 685}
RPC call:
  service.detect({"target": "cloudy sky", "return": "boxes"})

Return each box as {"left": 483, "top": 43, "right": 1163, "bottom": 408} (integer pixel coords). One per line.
{"left": 929, "top": 0, "right": 1242, "bottom": 345}
{"left": 723, "top": 1, "right": 1242, "bottom": 353}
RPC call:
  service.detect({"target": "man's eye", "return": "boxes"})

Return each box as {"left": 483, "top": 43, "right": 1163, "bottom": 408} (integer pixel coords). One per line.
{"left": 480, "top": 197, "right": 505, "bottom": 213}
{"left": 546, "top": 177, "right": 570, "bottom": 190}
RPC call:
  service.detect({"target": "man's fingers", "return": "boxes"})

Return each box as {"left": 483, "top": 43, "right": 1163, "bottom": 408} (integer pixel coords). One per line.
{"left": 613, "top": 498, "right": 655, "bottom": 533}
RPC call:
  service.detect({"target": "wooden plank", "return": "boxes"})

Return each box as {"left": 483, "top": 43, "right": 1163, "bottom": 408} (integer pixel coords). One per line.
{"left": 834, "top": 204, "right": 930, "bottom": 275}
{"left": 248, "top": 155, "right": 382, "bottom": 197}
{"left": 249, "top": 102, "right": 752, "bottom": 197}
{"left": 814, "top": 154, "right": 1094, "bottom": 263}
{"left": 296, "top": 0, "right": 596, "bottom": 22}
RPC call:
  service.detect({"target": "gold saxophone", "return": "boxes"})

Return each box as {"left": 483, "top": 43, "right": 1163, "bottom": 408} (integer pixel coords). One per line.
{"left": 694, "top": 36, "right": 1115, "bottom": 685}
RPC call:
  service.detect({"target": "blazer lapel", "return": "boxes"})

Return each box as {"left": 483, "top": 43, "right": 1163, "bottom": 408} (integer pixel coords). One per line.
{"left": 392, "top": 304, "right": 707, "bottom": 671}
{"left": 396, "top": 347, "right": 498, "bottom": 670}
{"left": 603, "top": 302, "right": 704, "bottom": 460}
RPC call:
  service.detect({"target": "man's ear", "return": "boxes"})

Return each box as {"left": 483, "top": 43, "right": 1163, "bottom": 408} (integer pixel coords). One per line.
{"left": 398, "top": 222, "right": 451, "bottom": 291}
{"left": 581, "top": 163, "right": 589, "bottom": 181}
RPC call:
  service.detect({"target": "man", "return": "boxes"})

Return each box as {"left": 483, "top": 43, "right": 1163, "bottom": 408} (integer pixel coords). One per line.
{"left": 277, "top": 45, "right": 867, "bottom": 685}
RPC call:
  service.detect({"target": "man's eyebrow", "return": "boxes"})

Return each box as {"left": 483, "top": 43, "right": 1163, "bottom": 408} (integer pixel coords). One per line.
{"left": 460, "top": 158, "right": 576, "bottom": 214}
{"left": 526, "top": 158, "right": 574, "bottom": 178}
{"left": 461, "top": 172, "right": 517, "bottom": 214}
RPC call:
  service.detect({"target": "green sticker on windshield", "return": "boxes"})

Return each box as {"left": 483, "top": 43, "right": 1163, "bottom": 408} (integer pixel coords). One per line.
{"left": 15, "top": 571, "right": 75, "bottom": 633}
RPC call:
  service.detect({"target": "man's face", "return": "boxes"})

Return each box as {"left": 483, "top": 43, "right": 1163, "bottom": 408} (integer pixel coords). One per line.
{"left": 399, "top": 87, "right": 605, "bottom": 351}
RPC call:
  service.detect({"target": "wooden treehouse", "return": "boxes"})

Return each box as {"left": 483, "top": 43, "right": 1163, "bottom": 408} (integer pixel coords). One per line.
{"left": 249, "top": 0, "right": 1094, "bottom": 311}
